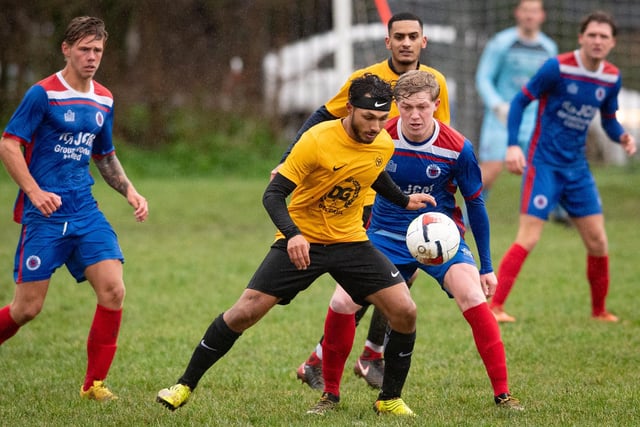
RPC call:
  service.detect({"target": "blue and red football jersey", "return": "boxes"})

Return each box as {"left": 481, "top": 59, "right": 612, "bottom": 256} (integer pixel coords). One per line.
{"left": 371, "top": 116, "right": 482, "bottom": 234}
{"left": 368, "top": 116, "right": 492, "bottom": 272}
{"left": 3, "top": 72, "right": 115, "bottom": 223}
{"left": 509, "top": 50, "right": 625, "bottom": 168}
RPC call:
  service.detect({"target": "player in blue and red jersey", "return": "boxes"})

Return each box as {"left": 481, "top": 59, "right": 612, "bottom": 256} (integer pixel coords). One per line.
{"left": 0, "top": 17, "right": 148, "bottom": 400}
{"left": 298, "top": 70, "right": 522, "bottom": 411}
{"left": 491, "top": 11, "right": 636, "bottom": 323}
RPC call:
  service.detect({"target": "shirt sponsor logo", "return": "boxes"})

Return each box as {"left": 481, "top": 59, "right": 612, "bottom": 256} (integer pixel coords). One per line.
{"left": 319, "top": 177, "right": 360, "bottom": 214}
{"left": 56, "top": 132, "right": 96, "bottom": 161}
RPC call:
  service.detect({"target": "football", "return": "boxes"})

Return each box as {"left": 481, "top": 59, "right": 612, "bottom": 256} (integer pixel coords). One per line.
{"left": 405, "top": 212, "right": 460, "bottom": 265}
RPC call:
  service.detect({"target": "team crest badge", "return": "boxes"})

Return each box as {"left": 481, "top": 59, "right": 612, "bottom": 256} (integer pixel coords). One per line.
{"left": 426, "top": 164, "right": 441, "bottom": 179}
{"left": 26, "top": 255, "right": 42, "bottom": 271}
{"left": 533, "top": 194, "right": 548, "bottom": 210}
{"left": 96, "top": 112, "right": 104, "bottom": 127}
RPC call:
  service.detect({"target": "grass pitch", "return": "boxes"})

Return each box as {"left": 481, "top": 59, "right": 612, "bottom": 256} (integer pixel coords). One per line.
{"left": 0, "top": 167, "right": 639, "bottom": 426}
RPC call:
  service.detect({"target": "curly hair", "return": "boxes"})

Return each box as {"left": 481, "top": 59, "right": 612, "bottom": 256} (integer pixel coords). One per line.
{"left": 348, "top": 73, "right": 393, "bottom": 106}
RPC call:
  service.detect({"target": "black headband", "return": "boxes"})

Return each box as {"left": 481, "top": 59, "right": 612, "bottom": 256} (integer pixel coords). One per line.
{"left": 349, "top": 95, "right": 392, "bottom": 112}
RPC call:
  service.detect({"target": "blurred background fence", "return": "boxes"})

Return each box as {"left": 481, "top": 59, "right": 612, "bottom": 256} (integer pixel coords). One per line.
{"left": 1, "top": 0, "right": 638, "bottom": 162}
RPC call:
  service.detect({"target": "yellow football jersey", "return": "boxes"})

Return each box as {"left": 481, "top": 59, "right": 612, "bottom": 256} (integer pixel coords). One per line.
{"left": 277, "top": 119, "right": 394, "bottom": 244}
{"left": 324, "top": 59, "right": 451, "bottom": 125}
{"left": 322, "top": 59, "right": 450, "bottom": 205}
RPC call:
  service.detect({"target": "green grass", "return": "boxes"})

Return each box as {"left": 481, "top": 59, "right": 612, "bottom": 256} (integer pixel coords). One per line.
{"left": 1, "top": 166, "right": 639, "bottom": 426}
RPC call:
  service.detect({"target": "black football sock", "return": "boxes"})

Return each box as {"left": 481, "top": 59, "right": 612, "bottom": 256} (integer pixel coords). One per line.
{"left": 354, "top": 303, "right": 371, "bottom": 326}
{"left": 378, "top": 329, "right": 415, "bottom": 400}
{"left": 178, "top": 312, "right": 241, "bottom": 389}
{"left": 365, "top": 308, "right": 389, "bottom": 349}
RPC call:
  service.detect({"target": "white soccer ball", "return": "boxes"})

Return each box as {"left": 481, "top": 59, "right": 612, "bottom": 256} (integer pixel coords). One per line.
{"left": 405, "top": 212, "right": 460, "bottom": 265}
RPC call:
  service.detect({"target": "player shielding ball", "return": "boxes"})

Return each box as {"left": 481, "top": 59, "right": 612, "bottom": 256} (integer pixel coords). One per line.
{"left": 297, "top": 70, "right": 523, "bottom": 412}
{"left": 290, "top": 12, "right": 452, "bottom": 392}
{"left": 156, "top": 74, "right": 435, "bottom": 417}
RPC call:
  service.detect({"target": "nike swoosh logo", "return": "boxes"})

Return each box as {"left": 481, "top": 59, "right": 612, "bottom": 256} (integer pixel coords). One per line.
{"left": 356, "top": 358, "right": 370, "bottom": 376}
{"left": 391, "top": 271, "right": 400, "bottom": 278}
{"left": 398, "top": 351, "right": 413, "bottom": 358}
{"left": 374, "top": 101, "right": 388, "bottom": 107}
{"left": 200, "top": 339, "right": 217, "bottom": 352}
{"left": 333, "top": 164, "right": 346, "bottom": 171}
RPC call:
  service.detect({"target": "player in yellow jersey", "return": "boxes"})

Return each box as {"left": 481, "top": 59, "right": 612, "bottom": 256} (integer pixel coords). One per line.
{"left": 281, "top": 11, "right": 452, "bottom": 391}
{"left": 157, "top": 74, "right": 434, "bottom": 417}
{"left": 273, "top": 12, "right": 450, "bottom": 178}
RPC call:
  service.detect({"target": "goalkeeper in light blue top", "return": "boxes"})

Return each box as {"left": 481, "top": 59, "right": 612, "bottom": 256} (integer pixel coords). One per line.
{"left": 475, "top": 0, "right": 556, "bottom": 194}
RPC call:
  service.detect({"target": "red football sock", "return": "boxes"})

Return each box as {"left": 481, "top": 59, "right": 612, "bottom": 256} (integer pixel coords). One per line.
{"left": 492, "top": 244, "right": 529, "bottom": 308}
{"left": 321, "top": 308, "right": 356, "bottom": 397}
{"left": 83, "top": 305, "right": 122, "bottom": 391}
{"left": 0, "top": 305, "right": 20, "bottom": 345}
{"left": 360, "top": 345, "right": 383, "bottom": 360}
{"left": 305, "top": 350, "right": 322, "bottom": 366}
{"left": 463, "top": 303, "right": 509, "bottom": 396}
{"left": 587, "top": 255, "right": 609, "bottom": 316}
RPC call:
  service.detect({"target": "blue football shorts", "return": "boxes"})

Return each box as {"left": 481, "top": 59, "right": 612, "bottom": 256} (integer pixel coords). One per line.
{"left": 368, "top": 228, "right": 476, "bottom": 298}
{"left": 14, "top": 211, "right": 124, "bottom": 284}
{"left": 520, "top": 163, "right": 601, "bottom": 220}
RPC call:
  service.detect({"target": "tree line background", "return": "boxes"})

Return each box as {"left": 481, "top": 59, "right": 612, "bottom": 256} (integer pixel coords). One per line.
{"left": 0, "top": 0, "right": 335, "bottom": 148}
{"left": 1, "top": 0, "right": 638, "bottom": 153}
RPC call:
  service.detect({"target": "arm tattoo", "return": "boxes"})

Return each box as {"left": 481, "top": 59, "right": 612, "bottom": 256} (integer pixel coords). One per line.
{"left": 94, "top": 154, "right": 131, "bottom": 197}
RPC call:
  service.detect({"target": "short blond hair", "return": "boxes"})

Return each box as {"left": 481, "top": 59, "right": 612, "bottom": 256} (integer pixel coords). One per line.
{"left": 393, "top": 70, "right": 440, "bottom": 102}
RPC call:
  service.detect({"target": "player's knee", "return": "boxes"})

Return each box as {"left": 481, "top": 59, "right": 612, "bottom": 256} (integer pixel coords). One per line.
{"left": 515, "top": 235, "right": 539, "bottom": 252}
{"left": 585, "top": 233, "right": 608, "bottom": 255}
{"left": 387, "top": 300, "right": 417, "bottom": 333}
{"left": 111, "top": 284, "right": 126, "bottom": 305}
{"left": 11, "top": 301, "right": 43, "bottom": 325}
{"left": 454, "top": 291, "right": 486, "bottom": 312}
{"left": 226, "top": 290, "right": 277, "bottom": 331}
{"left": 97, "top": 281, "right": 126, "bottom": 309}
{"left": 329, "top": 293, "right": 360, "bottom": 314}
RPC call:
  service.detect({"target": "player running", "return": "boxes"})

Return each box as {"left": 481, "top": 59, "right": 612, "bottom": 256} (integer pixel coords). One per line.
{"left": 0, "top": 16, "right": 148, "bottom": 400}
